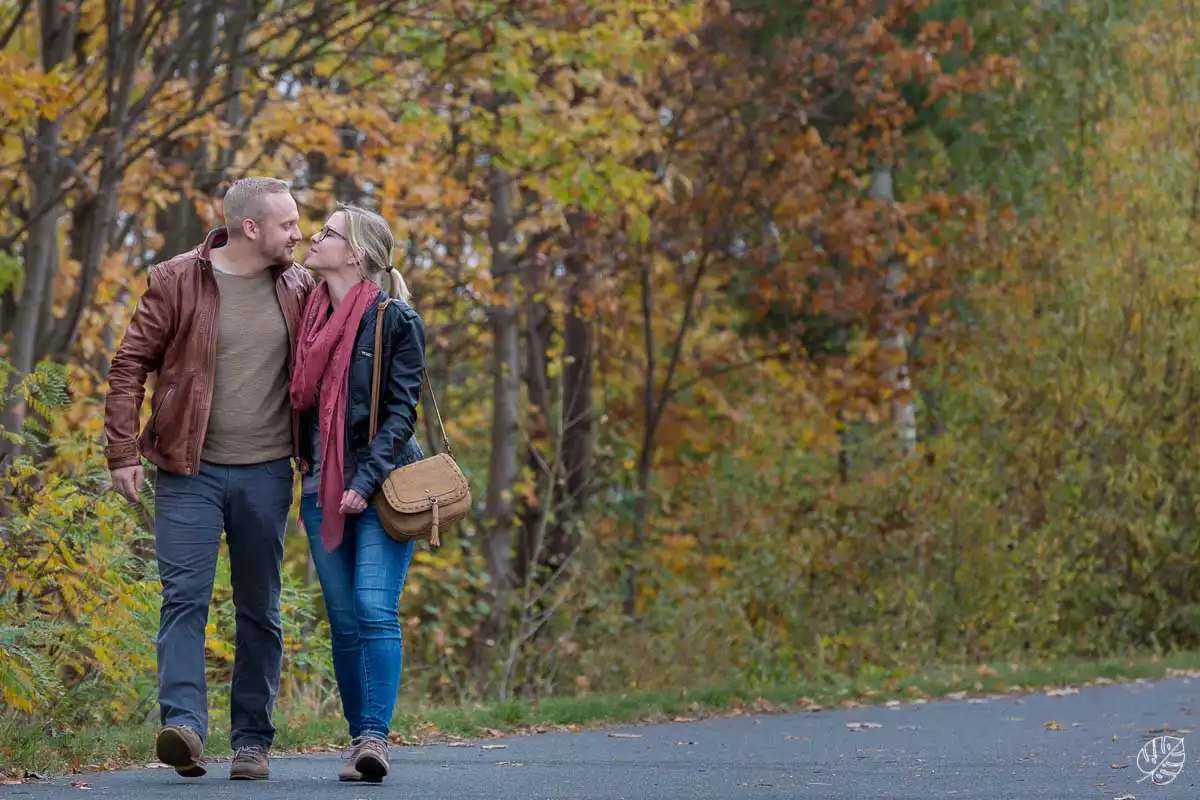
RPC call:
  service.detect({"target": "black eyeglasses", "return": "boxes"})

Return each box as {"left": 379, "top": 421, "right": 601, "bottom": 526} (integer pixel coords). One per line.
{"left": 314, "top": 226, "right": 347, "bottom": 243}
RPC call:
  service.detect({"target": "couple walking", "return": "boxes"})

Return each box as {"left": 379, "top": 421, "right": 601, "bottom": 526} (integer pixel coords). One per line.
{"left": 103, "top": 177, "right": 424, "bottom": 783}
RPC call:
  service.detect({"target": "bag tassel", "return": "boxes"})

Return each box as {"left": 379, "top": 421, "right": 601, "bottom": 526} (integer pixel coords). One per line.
{"left": 430, "top": 497, "right": 441, "bottom": 548}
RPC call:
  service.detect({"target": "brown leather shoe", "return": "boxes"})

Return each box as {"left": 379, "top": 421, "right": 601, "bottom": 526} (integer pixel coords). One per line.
{"left": 353, "top": 736, "right": 390, "bottom": 783}
{"left": 155, "top": 725, "right": 206, "bottom": 778}
{"left": 338, "top": 737, "right": 366, "bottom": 782}
{"left": 229, "top": 745, "right": 270, "bottom": 780}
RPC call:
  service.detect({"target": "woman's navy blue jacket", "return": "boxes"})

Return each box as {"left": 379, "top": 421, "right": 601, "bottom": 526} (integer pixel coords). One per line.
{"left": 297, "top": 289, "right": 426, "bottom": 499}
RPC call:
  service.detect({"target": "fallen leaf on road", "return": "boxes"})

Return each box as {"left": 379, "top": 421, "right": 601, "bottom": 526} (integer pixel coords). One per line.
{"left": 608, "top": 733, "right": 642, "bottom": 739}
{"left": 946, "top": 691, "right": 968, "bottom": 701}
{"left": 672, "top": 716, "right": 697, "bottom": 722}
{"left": 1046, "top": 687, "right": 1079, "bottom": 697}
{"left": 1110, "top": 763, "right": 1128, "bottom": 769}
{"left": 1, "top": 779, "right": 23, "bottom": 785}
{"left": 481, "top": 745, "right": 507, "bottom": 750}
{"left": 447, "top": 743, "right": 472, "bottom": 748}
{"left": 845, "top": 722, "right": 883, "bottom": 731}
{"left": 885, "top": 700, "right": 901, "bottom": 708}
{"left": 67, "top": 781, "right": 91, "bottom": 790}
{"left": 495, "top": 761, "right": 523, "bottom": 767}
{"left": 1043, "top": 720, "right": 1063, "bottom": 731}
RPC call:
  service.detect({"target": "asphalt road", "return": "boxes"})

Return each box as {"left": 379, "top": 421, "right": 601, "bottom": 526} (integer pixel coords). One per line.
{"left": 7, "top": 677, "right": 1200, "bottom": 799}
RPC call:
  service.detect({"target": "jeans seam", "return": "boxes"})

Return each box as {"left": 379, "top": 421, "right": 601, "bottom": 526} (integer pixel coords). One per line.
{"left": 359, "top": 641, "right": 374, "bottom": 732}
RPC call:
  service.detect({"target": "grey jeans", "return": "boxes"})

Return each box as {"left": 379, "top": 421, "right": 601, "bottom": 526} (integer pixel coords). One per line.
{"left": 152, "top": 457, "right": 294, "bottom": 750}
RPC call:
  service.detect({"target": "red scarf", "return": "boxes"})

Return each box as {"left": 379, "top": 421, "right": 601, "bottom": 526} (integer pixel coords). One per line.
{"left": 291, "top": 279, "right": 380, "bottom": 552}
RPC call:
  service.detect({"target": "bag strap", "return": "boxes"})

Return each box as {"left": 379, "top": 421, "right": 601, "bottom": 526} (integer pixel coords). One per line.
{"left": 369, "top": 300, "right": 453, "bottom": 456}
{"left": 368, "top": 300, "right": 389, "bottom": 440}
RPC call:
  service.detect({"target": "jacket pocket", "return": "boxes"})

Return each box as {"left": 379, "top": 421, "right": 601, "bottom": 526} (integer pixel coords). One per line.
{"left": 148, "top": 384, "right": 176, "bottom": 440}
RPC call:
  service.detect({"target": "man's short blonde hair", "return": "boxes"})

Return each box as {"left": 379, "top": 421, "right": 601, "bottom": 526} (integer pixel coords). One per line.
{"left": 223, "top": 177, "right": 292, "bottom": 237}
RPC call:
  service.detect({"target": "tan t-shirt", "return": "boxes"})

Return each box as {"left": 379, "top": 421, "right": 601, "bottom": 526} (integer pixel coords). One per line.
{"left": 200, "top": 268, "right": 294, "bottom": 465}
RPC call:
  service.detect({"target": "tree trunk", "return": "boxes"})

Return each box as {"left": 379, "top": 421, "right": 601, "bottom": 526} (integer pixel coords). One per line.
{"left": 516, "top": 252, "right": 554, "bottom": 586}
{"left": 624, "top": 252, "right": 656, "bottom": 617}
{"left": 473, "top": 162, "right": 521, "bottom": 682}
{"left": 44, "top": 0, "right": 150, "bottom": 363}
{"left": 2, "top": 0, "right": 80, "bottom": 444}
{"left": 154, "top": 0, "right": 231, "bottom": 258}
{"left": 558, "top": 214, "right": 595, "bottom": 545}
{"left": 868, "top": 162, "right": 917, "bottom": 458}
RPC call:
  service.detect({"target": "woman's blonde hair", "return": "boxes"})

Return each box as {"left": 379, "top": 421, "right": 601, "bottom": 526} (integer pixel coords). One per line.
{"left": 336, "top": 202, "right": 411, "bottom": 303}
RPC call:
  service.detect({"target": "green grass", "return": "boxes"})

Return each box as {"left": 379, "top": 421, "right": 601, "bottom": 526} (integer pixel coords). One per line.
{"left": 6, "top": 650, "right": 1200, "bottom": 779}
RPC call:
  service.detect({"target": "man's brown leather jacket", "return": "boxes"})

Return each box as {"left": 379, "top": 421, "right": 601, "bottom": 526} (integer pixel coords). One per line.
{"left": 103, "top": 228, "right": 315, "bottom": 475}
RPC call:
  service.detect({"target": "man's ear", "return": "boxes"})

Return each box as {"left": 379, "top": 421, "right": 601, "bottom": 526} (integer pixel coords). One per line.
{"left": 242, "top": 218, "right": 258, "bottom": 240}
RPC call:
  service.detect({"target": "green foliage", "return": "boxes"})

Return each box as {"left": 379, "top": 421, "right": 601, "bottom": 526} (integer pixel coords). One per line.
{"left": 7, "top": 0, "right": 1200, "bottom": 751}
{"left": 0, "top": 250, "right": 21, "bottom": 295}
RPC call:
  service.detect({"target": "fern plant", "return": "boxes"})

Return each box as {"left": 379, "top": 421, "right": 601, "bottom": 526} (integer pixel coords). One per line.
{"left": 0, "top": 360, "right": 159, "bottom": 726}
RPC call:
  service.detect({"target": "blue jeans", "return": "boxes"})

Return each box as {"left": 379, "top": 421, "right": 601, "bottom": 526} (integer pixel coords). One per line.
{"left": 299, "top": 493, "right": 415, "bottom": 739}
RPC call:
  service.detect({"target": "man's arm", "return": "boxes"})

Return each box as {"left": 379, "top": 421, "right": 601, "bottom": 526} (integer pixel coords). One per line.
{"left": 104, "top": 269, "right": 176, "bottom": 471}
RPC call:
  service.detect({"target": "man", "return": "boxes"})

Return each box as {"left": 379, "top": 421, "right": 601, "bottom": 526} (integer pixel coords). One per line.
{"left": 104, "top": 177, "right": 314, "bottom": 781}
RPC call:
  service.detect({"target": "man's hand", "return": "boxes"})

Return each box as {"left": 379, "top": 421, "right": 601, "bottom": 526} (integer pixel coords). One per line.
{"left": 340, "top": 490, "right": 367, "bottom": 514}
{"left": 111, "top": 465, "right": 144, "bottom": 504}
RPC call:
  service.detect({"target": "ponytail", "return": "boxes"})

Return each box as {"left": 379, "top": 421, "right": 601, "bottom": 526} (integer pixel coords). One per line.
{"left": 388, "top": 268, "right": 411, "bottom": 303}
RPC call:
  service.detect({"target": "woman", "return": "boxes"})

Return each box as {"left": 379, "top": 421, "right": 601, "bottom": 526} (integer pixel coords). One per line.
{"left": 291, "top": 203, "right": 426, "bottom": 783}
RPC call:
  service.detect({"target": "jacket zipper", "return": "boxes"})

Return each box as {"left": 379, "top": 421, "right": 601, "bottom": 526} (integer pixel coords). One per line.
{"left": 278, "top": 276, "right": 301, "bottom": 465}
{"left": 191, "top": 268, "right": 219, "bottom": 475}
{"left": 349, "top": 308, "right": 382, "bottom": 485}
{"left": 148, "top": 384, "right": 176, "bottom": 444}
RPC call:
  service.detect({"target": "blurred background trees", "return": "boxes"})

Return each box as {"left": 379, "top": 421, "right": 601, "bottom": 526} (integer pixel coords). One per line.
{"left": 2, "top": 0, "right": 1196, "bottom": 727}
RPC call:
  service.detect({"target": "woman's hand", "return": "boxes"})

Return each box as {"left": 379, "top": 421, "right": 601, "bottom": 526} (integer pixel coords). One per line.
{"left": 339, "top": 490, "right": 368, "bottom": 514}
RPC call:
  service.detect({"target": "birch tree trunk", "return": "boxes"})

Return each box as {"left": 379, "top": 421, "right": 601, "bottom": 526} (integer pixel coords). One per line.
{"left": 868, "top": 162, "right": 917, "bottom": 458}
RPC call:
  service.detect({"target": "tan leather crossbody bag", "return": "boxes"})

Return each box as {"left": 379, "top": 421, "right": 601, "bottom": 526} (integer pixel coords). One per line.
{"left": 368, "top": 300, "right": 470, "bottom": 547}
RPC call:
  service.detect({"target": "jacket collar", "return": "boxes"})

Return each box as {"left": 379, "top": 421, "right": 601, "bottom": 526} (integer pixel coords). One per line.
{"left": 198, "top": 227, "right": 229, "bottom": 263}
{"left": 197, "top": 226, "right": 294, "bottom": 280}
